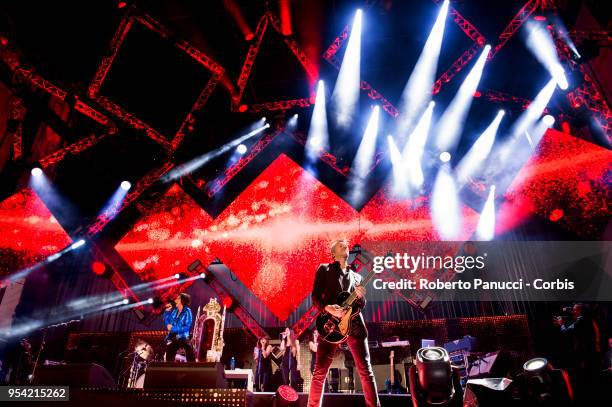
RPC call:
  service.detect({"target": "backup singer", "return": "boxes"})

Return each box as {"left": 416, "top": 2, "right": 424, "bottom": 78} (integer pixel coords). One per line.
{"left": 253, "top": 337, "right": 273, "bottom": 392}
{"left": 163, "top": 293, "right": 195, "bottom": 362}
{"left": 280, "top": 327, "right": 301, "bottom": 390}
{"left": 308, "top": 239, "right": 380, "bottom": 407}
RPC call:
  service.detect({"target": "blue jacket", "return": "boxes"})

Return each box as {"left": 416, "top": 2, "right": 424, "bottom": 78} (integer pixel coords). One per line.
{"left": 163, "top": 306, "right": 193, "bottom": 340}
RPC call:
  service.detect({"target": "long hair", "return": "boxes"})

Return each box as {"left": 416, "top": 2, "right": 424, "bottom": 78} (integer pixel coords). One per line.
{"left": 178, "top": 292, "right": 191, "bottom": 306}
{"left": 257, "top": 337, "right": 269, "bottom": 349}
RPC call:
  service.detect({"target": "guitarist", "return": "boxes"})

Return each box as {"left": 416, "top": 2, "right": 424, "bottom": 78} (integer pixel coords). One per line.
{"left": 163, "top": 293, "right": 195, "bottom": 362}
{"left": 308, "top": 239, "right": 380, "bottom": 407}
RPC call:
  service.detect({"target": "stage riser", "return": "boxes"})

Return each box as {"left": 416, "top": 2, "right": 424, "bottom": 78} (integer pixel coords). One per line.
{"left": 14, "top": 390, "right": 411, "bottom": 407}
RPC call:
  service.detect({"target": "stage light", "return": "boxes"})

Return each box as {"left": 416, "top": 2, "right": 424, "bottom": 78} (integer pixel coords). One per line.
{"left": 238, "top": 104, "right": 248, "bottom": 112}
{"left": 31, "top": 167, "right": 43, "bottom": 177}
{"left": 236, "top": 144, "right": 247, "bottom": 154}
{"left": 403, "top": 101, "right": 435, "bottom": 190}
{"left": 507, "top": 78, "right": 557, "bottom": 144}
{"left": 222, "top": 296, "right": 234, "bottom": 309}
{"left": 223, "top": 0, "right": 255, "bottom": 41}
{"left": 525, "top": 21, "right": 569, "bottom": 90}
{"left": 162, "top": 122, "right": 270, "bottom": 181}
{"left": 524, "top": 357, "right": 547, "bottom": 373}
{"left": 91, "top": 261, "right": 107, "bottom": 276}
{"left": 199, "top": 272, "right": 206, "bottom": 279}
{"left": 352, "top": 105, "right": 380, "bottom": 179}
{"left": 521, "top": 357, "right": 574, "bottom": 405}
{"left": 439, "top": 152, "right": 451, "bottom": 162}
{"left": 409, "top": 346, "right": 463, "bottom": 406}
{"left": 305, "top": 81, "right": 329, "bottom": 163}
{"left": 279, "top": 0, "right": 292, "bottom": 36}
{"left": 287, "top": 113, "right": 298, "bottom": 129}
{"left": 435, "top": 45, "right": 491, "bottom": 152}
{"left": 456, "top": 109, "right": 505, "bottom": 185}
{"left": 71, "top": 239, "right": 86, "bottom": 250}
{"left": 332, "top": 9, "right": 362, "bottom": 129}
{"left": 542, "top": 114, "right": 555, "bottom": 126}
{"left": 123, "top": 298, "right": 129, "bottom": 305}
{"left": 120, "top": 180, "right": 131, "bottom": 191}
{"left": 476, "top": 185, "right": 496, "bottom": 241}
{"left": 174, "top": 273, "right": 180, "bottom": 279}
{"left": 431, "top": 165, "right": 461, "bottom": 240}
{"left": 397, "top": 0, "right": 449, "bottom": 136}
{"left": 147, "top": 298, "right": 154, "bottom": 304}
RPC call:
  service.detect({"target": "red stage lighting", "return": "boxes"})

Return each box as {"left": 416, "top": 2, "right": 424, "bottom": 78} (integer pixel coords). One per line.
{"left": 222, "top": 296, "right": 234, "bottom": 309}
{"left": 533, "top": 15, "right": 547, "bottom": 21}
{"left": 117, "top": 1, "right": 128, "bottom": 9}
{"left": 279, "top": 0, "right": 293, "bottom": 36}
{"left": 238, "top": 104, "right": 248, "bottom": 113}
{"left": 92, "top": 261, "right": 107, "bottom": 276}
{"left": 275, "top": 385, "right": 298, "bottom": 406}
{"left": 549, "top": 208, "right": 564, "bottom": 222}
{"left": 473, "top": 90, "right": 482, "bottom": 98}
{"left": 223, "top": 0, "right": 255, "bottom": 41}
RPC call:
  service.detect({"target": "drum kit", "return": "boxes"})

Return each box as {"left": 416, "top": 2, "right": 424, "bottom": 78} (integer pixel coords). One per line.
{"left": 124, "top": 340, "right": 155, "bottom": 389}
{"left": 121, "top": 339, "right": 190, "bottom": 388}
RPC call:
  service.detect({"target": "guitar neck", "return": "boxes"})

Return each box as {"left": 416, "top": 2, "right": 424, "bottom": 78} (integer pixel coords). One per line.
{"left": 342, "top": 268, "right": 377, "bottom": 307}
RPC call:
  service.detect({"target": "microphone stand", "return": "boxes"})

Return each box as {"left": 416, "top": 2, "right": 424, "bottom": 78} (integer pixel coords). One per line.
{"left": 30, "top": 319, "right": 81, "bottom": 383}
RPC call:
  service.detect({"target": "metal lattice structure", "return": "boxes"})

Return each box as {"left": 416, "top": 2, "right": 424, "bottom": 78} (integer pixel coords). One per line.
{"left": 231, "top": 12, "right": 318, "bottom": 113}
{"left": 87, "top": 8, "right": 225, "bottom": 152}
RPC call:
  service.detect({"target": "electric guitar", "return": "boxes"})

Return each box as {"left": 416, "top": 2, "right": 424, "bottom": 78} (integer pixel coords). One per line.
{"left": 315, "top": 267, "right": 377, "bottom": 343}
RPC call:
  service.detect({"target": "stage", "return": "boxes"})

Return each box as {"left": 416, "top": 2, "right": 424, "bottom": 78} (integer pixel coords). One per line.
{"left": 15, "top": 388, "right": 411, "bottom": 407}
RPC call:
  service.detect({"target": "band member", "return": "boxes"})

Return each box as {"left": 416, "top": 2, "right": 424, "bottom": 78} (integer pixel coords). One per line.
{"left": 280, "top": 327, "right": 301, "bottom": 390}
{"left": 308, "top": 239, "right": 380, "bottom": 407}
{"left": 163, "top": 293, "right": 195, "bottom": 362}
{"left": 254, "top": 337, "right": 273, "bottom": 392}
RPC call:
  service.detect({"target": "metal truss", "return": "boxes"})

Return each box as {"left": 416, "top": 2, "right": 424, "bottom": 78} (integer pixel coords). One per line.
{"left": 0, "top": 44, "right": 118, "bottom": 166}
{"left": 322, "top": 25, "right": 399, "bottom": 118}
{"left": 86, "top": 161, "right": 174, "bottom": 236}
{"left": 88, "top": 8, "right": 224, "bottom": 152}
{"left": 202, "top": 124, "right": 284, "bottom": 197}
{"left": 481, "top": 88, "right": 548, "bottom": 113}
{"left": 568, "top": 30, "right": 612, "bottom": 43}
{"left": 432, "top": 43, "right": 483, "bottom": 95}
{"left": 208, "top": 278, "right": 269, "bottom": 340}
{"left": 8, "top": 96, "right": 26, "bottom": 161}
{"left": 547, "top": 17, "right": 612, "bottom": 142}
{"left": 90, "top": 242, "right": 144, "bottom": 314}
{"left": 231, "top": 12, "right": 318, "bottom": 113}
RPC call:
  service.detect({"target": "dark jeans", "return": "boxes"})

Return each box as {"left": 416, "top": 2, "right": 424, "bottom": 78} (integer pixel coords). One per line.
{"left": 282, "top": 352, "right": 299, "bottom": 390}
{"left": 255, "top": 370, "right": 271, "bottom": 392}
{"left": 165, "top": 338, "right": 195, "bottom": 362}
{"left": 308, "top": 327, "right": 380, "bottom": 407}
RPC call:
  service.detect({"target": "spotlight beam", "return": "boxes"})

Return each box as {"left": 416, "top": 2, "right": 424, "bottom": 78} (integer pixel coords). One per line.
{"left": 455, "top": 109, "right": 505, "bottom": 186}
{"left": 162, "top": 123, "right": 270, "bottom": 182}
{"left": 351, "top": 105, "right": 380, "bottom": 179}
{"left": 332, "top": 9, "right": 362, "bottom": 129}
{"left": 476, "top": 185, "right": 496, "bottom": 241}
{"left": 402, "top": 101, "right": 435, "bottom": 190}
{"left": 397, "top": 0, "right": 449, "bottom": 136}
{"left": 431, "top": 165, "right": 462, "bottom": 240}
{"left": 305, "top": 81, "right": 329, "bottom": 164}
{"left": 525, "top": 21, "right": 568, "bottom": 90}
{"left": 435, "top": 45, "right": 491, "bottom": 152}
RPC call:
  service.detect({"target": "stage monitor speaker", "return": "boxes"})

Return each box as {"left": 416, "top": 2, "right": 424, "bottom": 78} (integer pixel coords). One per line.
{"left": 32, "top": 363, "right": 115, "bottom": 387}
{"left": 144, "top": 362, "right": 226, "bottom": 388}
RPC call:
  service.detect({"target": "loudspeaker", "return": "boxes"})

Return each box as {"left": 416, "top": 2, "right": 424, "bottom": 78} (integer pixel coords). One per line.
{"left": 143, "top": 362, "right": 226, "bottom": 388}
{"left": 32, "top": 363, "right": 115, "bottom": 387}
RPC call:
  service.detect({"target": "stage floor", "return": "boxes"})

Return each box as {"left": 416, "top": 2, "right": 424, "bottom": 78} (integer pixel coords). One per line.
{"left": 11, "top": 389, "right": 412, "bottom": 406}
